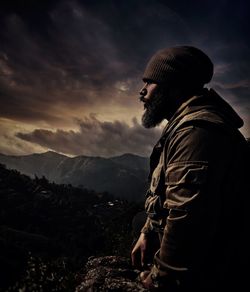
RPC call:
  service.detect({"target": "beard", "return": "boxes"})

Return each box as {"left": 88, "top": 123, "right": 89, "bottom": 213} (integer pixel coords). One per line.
{"left": 141, "top": 90, "right": 167, "bottom": 128}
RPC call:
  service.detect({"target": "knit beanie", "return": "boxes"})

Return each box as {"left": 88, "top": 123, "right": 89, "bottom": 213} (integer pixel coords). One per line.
{"left": 143, "top": 46, "right": 213, "bottom": 87}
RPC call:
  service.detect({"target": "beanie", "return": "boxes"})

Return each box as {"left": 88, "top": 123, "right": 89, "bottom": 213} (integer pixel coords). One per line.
{"left": 143, "top": 46, "right": 214, "bottom": 87}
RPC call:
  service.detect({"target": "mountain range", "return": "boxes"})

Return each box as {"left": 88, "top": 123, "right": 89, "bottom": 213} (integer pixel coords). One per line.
{"left": 0, "top": 151, "right": 149, "bottom": 202}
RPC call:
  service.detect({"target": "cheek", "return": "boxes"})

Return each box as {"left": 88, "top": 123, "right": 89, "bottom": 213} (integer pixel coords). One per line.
{"left": 147, "top": 88, "right": 160, "bottom": 102}
{"left": 146, "top": 84, "right": 159, "bottom": 97}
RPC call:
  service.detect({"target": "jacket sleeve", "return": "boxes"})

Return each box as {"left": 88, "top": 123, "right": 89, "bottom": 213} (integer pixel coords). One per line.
{"left": 151, "top": 124, "right": 221, "bottom": 281}
{"left": 141, "top": 216, "right": 153, "bottom": 234}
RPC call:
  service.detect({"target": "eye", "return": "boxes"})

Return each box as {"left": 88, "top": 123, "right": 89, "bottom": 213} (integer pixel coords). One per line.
{"left": 142, "top": 79, "right": 154, "bottom": 85}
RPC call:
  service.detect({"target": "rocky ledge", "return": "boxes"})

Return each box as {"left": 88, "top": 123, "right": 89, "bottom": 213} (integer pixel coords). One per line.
{"left": 76, "top": 256, "right": 147, "bottom": 291}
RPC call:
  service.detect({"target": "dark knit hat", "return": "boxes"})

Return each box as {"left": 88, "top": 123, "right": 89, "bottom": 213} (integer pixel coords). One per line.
{"left": 143, "top": 46, "right": 214, "bottom": 87}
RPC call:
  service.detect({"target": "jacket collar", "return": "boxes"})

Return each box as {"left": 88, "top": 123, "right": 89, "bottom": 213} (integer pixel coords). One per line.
{"left": 160, "top": 88, "right": 243, "bottom": 139}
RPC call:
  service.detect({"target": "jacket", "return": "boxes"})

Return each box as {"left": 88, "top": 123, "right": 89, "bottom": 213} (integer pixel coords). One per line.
{"left": 141, "top": 88, "right": 250, "bottom": 290}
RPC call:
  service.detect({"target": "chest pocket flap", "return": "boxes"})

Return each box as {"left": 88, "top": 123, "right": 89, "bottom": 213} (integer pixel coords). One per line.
{"left": 166, "top": 161, "right": 208, "bottom": 186}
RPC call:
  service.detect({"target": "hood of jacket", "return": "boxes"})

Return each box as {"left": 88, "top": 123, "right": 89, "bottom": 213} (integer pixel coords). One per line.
{"left": 163, "top": 88, "right": 244, "bottom": 138}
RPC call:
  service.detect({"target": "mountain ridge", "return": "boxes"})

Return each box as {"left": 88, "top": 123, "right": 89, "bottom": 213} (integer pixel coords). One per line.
{"left": 0, "top": 151, "right": 149, "bottom": 202}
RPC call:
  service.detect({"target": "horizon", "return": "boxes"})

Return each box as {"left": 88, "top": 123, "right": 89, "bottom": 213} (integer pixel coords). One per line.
{"left": 0, "top": 149, "right": 149, "bottom": 159}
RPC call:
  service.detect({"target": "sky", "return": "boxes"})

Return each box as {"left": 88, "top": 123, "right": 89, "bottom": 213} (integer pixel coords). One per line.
{"left": 0, "top": 0, "right": 249, "bottom": 157}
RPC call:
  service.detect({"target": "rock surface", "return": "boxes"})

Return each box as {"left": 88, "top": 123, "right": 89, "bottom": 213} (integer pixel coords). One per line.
{"left": 76, "top": 256, "right": 148, "bottom": 292}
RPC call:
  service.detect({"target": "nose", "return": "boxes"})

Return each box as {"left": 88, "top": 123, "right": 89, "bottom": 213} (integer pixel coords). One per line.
{"left": 139, "top": 88, "right": 148, "bottom": 96}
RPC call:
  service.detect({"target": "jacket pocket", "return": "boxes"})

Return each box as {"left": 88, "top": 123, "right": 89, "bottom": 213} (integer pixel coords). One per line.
{"left": 165, "top": 161, "right": 208, "bottom": 210}
{"left": 145, "top": 195, "right": 166, "bottom": 220}
{"left": 166, "top": 161, "right": 208, "bottom": 186}
{"left": 150, "top": 161, "right": 164, "bottom": 194}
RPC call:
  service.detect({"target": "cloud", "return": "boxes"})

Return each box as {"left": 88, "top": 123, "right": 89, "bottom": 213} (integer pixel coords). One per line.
{"left": 0, "top": 0, "right": 191, "bottom": 125}
{"left": 16, "top": 115, "right": 162, "bottom": 157}
{"left": 213, "top": 63, "right": 232, "bottom": 76}
{"left": 213, "top": 79, "right": 250, "bottom": 90}
{"left": 0, "top": 0, "right": 249, "bottom": 154}
{"left": 0, "top": 118, "right": 46, "bottom": 155}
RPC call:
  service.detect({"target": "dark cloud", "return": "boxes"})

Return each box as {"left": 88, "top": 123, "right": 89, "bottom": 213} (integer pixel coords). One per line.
{"left": 16, "top": 115, "right": 162, "bottom": 157}
{"left": 0, "top": 0, "right": 191, "bottom": 123}
{"left": 0, "top": 0, "right": 249, "bottom": 156}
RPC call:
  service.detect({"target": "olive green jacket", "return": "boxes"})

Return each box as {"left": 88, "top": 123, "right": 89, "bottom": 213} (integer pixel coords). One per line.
{"left": 142, "top": 88, "right": 250, "bottom": 290}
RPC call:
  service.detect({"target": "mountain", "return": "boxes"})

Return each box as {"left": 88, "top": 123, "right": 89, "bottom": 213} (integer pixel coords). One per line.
{"left": 0, "top": 151, "right": 67, "bottom": 180}
{"left": 111, "top": 153, "right": 149, "bottom": 170}
{"left": 0, "top": 152, "right": 149, "bottom": 202}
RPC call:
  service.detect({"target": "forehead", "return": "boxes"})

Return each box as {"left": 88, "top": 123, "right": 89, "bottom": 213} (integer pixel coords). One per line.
{"left": 143, "top": 82, "right": 158, "bottom": 90}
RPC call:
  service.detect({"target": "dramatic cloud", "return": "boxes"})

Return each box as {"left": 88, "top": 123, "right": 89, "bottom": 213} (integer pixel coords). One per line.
{"left": 16, "top": 115, "right": 162, "bottom": 157}
{"left": 0, "top": 0, "right": 249, "bottom": 156}
{"left": 0, "top": 118, "right": 46, "bottom": 155}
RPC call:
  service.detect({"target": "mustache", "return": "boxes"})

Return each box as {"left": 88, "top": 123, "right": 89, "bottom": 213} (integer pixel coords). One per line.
{"left": 139, "top": 95, "right": 152, "bottom": 109}
{"left": 139, "top": 94, "right": 147, "bottom": 102}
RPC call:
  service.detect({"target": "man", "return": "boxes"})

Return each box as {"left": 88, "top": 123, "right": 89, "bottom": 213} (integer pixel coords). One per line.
{"left": 131, "top": 46, "right": 249, "bottom": 291}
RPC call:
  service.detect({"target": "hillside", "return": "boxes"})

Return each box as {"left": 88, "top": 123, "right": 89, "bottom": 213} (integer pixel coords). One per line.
{"left": 0, "top": 163, "right": 141, "bottom": 291}
{"left": 0, "top": 152, "right": 149, "bottom": 202}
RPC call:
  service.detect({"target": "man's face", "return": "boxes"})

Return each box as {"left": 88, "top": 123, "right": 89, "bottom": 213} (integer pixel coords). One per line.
{"left": 139, "top": 82, "right": 167, "bottom": 128}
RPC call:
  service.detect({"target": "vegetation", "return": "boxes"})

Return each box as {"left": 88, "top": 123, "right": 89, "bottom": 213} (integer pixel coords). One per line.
{"left": 0, "top": 164, "right": 142, "bottom": 291}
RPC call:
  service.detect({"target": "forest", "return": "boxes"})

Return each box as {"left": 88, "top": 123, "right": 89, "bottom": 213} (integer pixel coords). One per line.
{"left": 0, "top": 163, "right": 142, "bottom": 291}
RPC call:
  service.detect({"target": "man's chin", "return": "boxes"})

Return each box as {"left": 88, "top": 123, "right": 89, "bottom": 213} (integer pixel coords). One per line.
{"left": 141, "top": 114, "right": 153, "bottom": 128}
{"left": 141, "top": 114, "right": 164, "bottom": 128}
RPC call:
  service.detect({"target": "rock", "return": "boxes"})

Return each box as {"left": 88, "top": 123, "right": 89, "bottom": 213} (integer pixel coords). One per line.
{"left": 75, "top": 256, "right": 148, "bottom": 292}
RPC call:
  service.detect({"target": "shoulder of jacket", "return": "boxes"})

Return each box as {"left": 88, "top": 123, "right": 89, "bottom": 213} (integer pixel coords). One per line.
{"left": 169, "top": 110, "right": 227, "bottom": 136}
{"left": 175, "top": 124, "right": 195, "bottom": 134}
